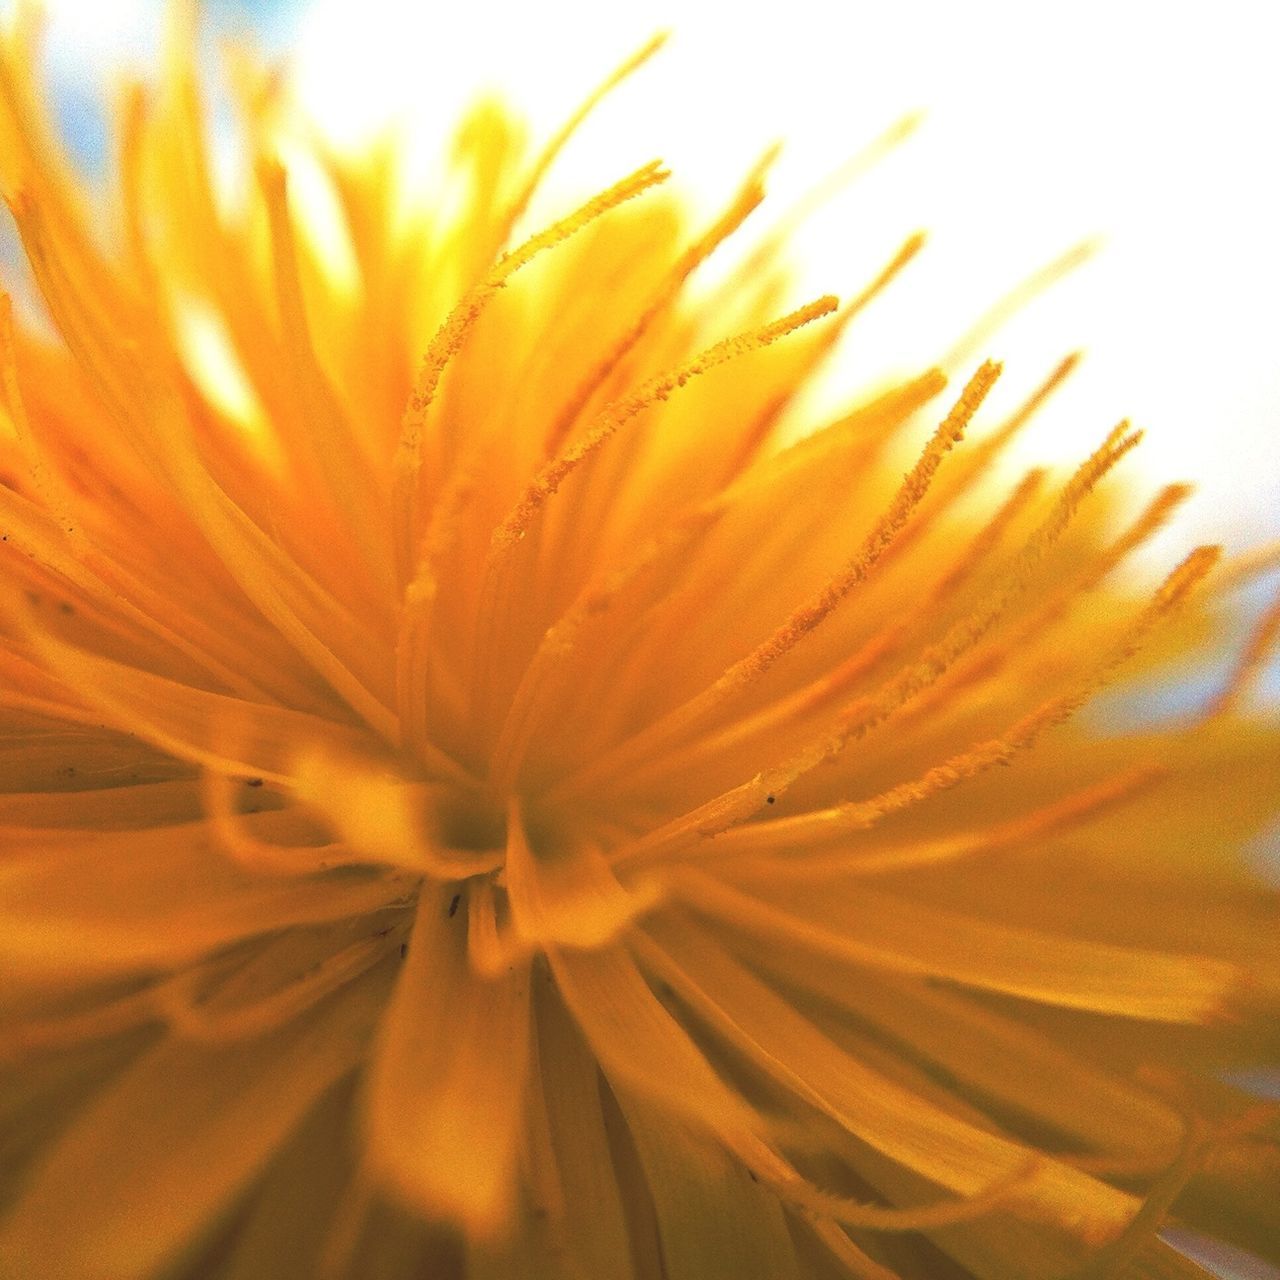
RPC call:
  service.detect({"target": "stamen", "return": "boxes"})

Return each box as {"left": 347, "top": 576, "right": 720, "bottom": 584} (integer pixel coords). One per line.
{"left": 392, "top": 160, "right": 671, "bottom": 573}
{"left": 703, "top": 546, "right": 1220, "bottom": 856}
{"left": 396, "top": 463, "right": 480, "bottom": 761}
{"left": 496, "top": 33, "right": 669, "bottom": 256}
{"left": 492, "top": 295, "right": 840, "bottom": 554}
{"left": 714, "top": 231, "right": 926, "bottom": 485}
{"left": 609, "top": 422, "right": 1144, "bottom": 866}
{"left": 568, "top": 370, "right": 948, "bottom": 751}
{"left": 892, "top": 479, "right": 1191, "bottom": 735}
{"left": 1216, "top": 539, "right": 1280, "bottom": 590}
{"left": 617, "top": 467, "right": 1044, "bottom": 796}
{"left": 542, "top": 147, "right": 775, "bottom": 458}
{"left": 488, "top": 504, "right": 724, "bottom": 790}
{"left": 679, "top": 358, "right": 996, "bottom": 694}
{"left": 470, "top": 296, "right": 837, "bottom": 732}
{"left": 561, "top": 360, "right": 999, "bottom": 801}
{"left": 706, "top": 109, "right": 924, "bottom": 320}
{"left": 918, "top": 352, "right": 1080, "bottom": 518}
{"left": 725, "top": 763, "right": 1165, "bottom": 880}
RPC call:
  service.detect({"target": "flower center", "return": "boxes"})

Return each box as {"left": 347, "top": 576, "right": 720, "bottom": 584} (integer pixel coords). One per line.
{"left": 433, "top": 787, "right": 508, "bottom": 855}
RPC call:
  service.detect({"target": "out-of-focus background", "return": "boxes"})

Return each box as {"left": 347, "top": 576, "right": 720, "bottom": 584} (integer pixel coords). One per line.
{"left": 1, "top": 2, "right": 1278, "bottom": 1274}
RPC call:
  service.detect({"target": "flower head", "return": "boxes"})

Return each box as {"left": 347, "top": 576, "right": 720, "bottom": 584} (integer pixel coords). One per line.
{"left": 0, "top": 12, "right": 1278, "bottom": 1280}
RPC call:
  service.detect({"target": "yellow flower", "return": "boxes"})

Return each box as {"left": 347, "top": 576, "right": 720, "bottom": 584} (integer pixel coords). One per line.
{"left": 1, "top": 12, "right": 1278, "bottom": 1280}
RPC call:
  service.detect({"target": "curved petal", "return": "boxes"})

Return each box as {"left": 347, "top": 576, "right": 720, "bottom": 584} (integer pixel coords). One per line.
{"left": 0, "top": 958, "right": 394, "bottom": 1280}
{"left": 363, "top": 884, "right": 532, "bottom": 1240}
{"left": 0, "top": 820, "right": 411, "bottom": 978}
{"left": 615, "top": 1086, "right": 802, "bottom": 1280}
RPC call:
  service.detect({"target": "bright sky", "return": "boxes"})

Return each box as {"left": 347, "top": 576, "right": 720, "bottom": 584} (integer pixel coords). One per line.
{"left": 8, "top": 0, "right": 1280, "bottom": 561}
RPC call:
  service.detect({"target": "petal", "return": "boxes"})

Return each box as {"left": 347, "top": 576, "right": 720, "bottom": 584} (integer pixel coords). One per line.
{"left": 614, "top": 1086, "right": 802, "bottom": 1280}
{"left": 635, "top": 914, "right": 1136, "bottom": 1241}
{"left": 363, "top": 884, "right": 532, "bottom": 1239}
{"left": 0, "top": 779, "right": 202, "bottom": 831}
{"left": 218, "top": 1076, "right": 358, "bottom": 1280}
{"left": 848, "top": 1137, "right": 1220, "bottom": 1280}
{"left": 673, "top": 867, "right": 1240, "bottom": 1022}
{"left": 0, "top": 820, "right": 410, "bottom": 978}
{"left": 532, "top": 978, "right": 636, "bottom": 1280}
{"left": 14, "top": 628, "right": 376, "bottom": 785}
{"left": 0, "top": 959, "right": 394, "bottom": 1280}
{"left": 546, "top": 935, "right": 759, "bottom": 1143}
{"left": 0, "top": 1029, "right": 153, "bottom": 1214}
{"left": 756, "top": 943, "right": 1183, "bottom": 1168}
{"left": 505, "top": 799, "right": 659, "bottom": 949}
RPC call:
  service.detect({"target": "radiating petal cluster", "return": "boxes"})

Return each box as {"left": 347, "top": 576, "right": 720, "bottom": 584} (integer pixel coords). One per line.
{"left": 0, "top": 11, "right": 1277, "bottom": 1280}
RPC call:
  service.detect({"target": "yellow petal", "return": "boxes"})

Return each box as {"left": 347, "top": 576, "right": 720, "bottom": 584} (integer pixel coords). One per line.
{"left": 532, "top": 978, "right": 638, "bottom": 1280}
{"left": 0, "top": 821, "right": 410, "bottom": 977}
{"left": 0, "top": 778, "right": 201, "bottom": 830}
{"left": 218, "top": 1075, "right": 357, "bottom": 1280}
{"left": 614, "top": 1086, "right": 802, "bottom": 1280}
{"left": 13, "top": 621, "right": 377, "bottom": 785}
{"left": 756, "top": 943, "right": 1183, "bottom": 1168}
{"left": 505, "top": 798, "right": 659, "bottom": 949}
{"left": 674, "top": 866, "right": 1240, "bottom": 1022}
{"left": 635, "top": 915, "right": 1136, "bottom": 1241}
{"left": 0, "top": 960, "right": 394, "bottom": 1280}
{"left": 363, "top": 884, "right": 532, "bottom": 1239}
{"left": 546, "top": 935, "right": 759, "bottom": 1144}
